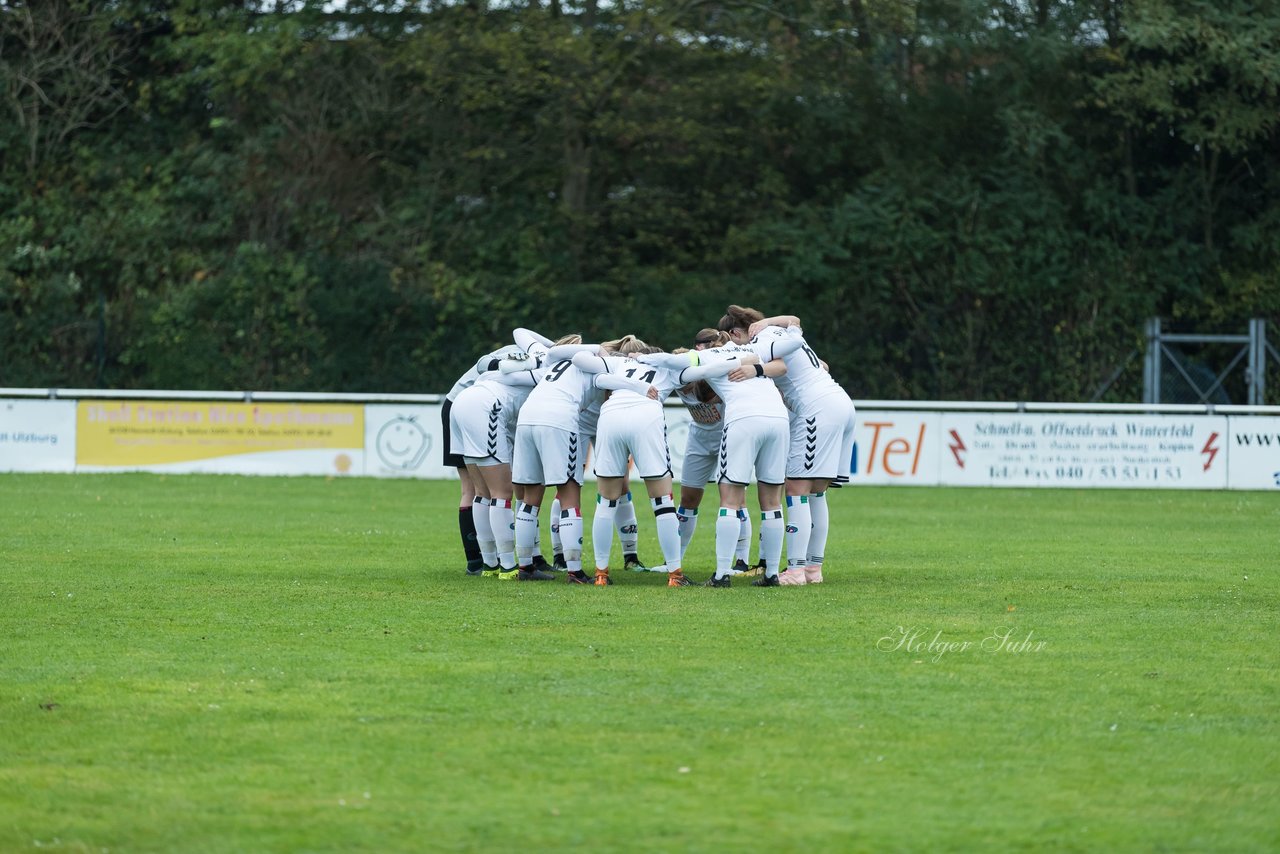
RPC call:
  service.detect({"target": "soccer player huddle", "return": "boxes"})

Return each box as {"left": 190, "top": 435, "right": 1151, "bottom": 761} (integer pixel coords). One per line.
{"left": 443, "top": 304, "right": 858, "bottom": 588}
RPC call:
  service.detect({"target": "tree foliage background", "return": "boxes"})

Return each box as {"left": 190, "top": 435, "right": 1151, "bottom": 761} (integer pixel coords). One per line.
{"left": 2, "top": 0, "right": 1277, "bottom": 399}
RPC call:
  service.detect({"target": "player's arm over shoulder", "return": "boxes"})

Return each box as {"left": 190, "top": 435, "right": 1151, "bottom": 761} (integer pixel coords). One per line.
{"left": 748, "top": 315, "right": 801, "bottom": 338}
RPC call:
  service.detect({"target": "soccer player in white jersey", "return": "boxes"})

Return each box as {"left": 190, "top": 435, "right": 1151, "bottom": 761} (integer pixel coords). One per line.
{"left": 448, "top": 345, "right": 545, "bottom": 581}
{"left": 638, "top": 330, "right": 804, "bottom": 586}
{"left": 674, "top": 329, "right": 785, "bottom": 574}
{"left": 502, "top": 336, "right": 607, "bottom": 584}
{"left": 673, "top": 331, "right": 736, "bottom": 568}
{"left": 573, "top": 339, "right": 690, "bottom": 587}
{"left": 580, "top": 337, "right": 653, "bottom": 575}
{"left": 726, "top": 305, "right": 858, "bottom": 585}
{"left": 445, "top": 331, "right": 555, "bottom": 576}
{"left": 443, "top": 342, "right": 528, "bottom": 576}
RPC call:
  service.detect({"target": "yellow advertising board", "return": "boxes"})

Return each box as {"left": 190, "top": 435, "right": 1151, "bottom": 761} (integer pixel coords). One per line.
{"left": 77, "top": 400, "right": 364, "bottom": 474}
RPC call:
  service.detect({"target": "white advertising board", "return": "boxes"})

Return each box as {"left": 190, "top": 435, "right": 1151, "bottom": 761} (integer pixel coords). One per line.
{"left": 0, "top": 400, "right": 76, "bottom": 472}
{"left": 848, "top": 411, "right": 941, "bottom": 485}
{"left": 939, "top": 413, "right": 1228, "bottom": 488}
{"left": 1226, "top": 417, "right": 1280, "bottom": 490}
{"left": 364, "top": 402, "right": 696, "bottom": 482}
{"left": 4, "top": 394, "right": 1276, "bottom": 489}
{"left": 364, "top": 404, "right": 455, "bottom": 479}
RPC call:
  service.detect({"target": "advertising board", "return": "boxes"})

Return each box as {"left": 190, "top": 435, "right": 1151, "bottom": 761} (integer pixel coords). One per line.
{"left": 0, "top": 394, "right": 1271, "bottom": 489}
{"left": 0, "top": 400, "right": 76, "bottom": 472}
{"left": 365, "top": 405, "right": 455, "bottom": 479}
{"left": 1225, "top": 416, "right": 1280, "bottom": 490}
{"left": 848, "top": 411, "right": 941, "bottom": 485}
{"left": 938, "top": 413, "right": 1228, "bottom": 488}
{"left": 76, "top": 400, "right": 364, "bottom": 476}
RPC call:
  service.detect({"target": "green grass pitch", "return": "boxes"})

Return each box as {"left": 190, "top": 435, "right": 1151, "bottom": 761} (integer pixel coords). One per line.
{"left": 2, "top": 473, "right": 1277, "bottom": 852}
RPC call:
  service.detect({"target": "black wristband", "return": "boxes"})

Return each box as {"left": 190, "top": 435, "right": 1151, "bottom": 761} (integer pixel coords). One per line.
{"left": 754, "top": 363, "right": 765, "bottom": 377}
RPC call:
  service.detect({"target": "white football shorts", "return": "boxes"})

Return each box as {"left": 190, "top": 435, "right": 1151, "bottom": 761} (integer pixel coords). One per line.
{"left": 680, "top": 424, "right": 722, "bottom": 487}
{"left": 512, "top": 424, "right": 585, "bottom": 486}
{"left": 593, "top": 404, "right": 672, "bottom": 479}
{"left": 718, "top": 415, "right": 789, "bottom": 485}
{"left": 449, "top": 384, "right": 515, "bottom": 465}
{"left": 786, "top": 393, "right": 858, "bottom": 480}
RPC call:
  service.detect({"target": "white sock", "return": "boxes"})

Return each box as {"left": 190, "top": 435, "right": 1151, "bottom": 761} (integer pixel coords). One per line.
{"left": 514, "top": 502, "right": 539, "bottom": 568}
{"left": 550, "top": 497, "right": 563, "bottom": 559}
{"left": 490, "top": 498, "right": 516, "bottom": 570}
{"left": 714, "top": 508, "right": 738, "bottom": 577}
{"left": 616, "top": 492, "right": 639, "bottom": 556}
{"left": 735, "top": 508, "right": 752, "bottom": 563}
{"left": 759, "top": 509, "right": 784, "bottom": 578}
{"left": 473, "top": 497, "right": 497, "bottom": 567}
{"left": 785, "top": 495, "right": 811, "bottom": 570}
{"left": 591, "top": 497, "right": 618, "bottom": 571}
{"left": 677, "top": 506, "right": 698, "bottom": 557}
{"left": 560, "top": 506, "right": 584, "bottom": 572}
{"left": 651, "top": 494, "right": 682, "bottom": 570}
{"left": 807, "top": 491, "right": 829, "bottom": 567}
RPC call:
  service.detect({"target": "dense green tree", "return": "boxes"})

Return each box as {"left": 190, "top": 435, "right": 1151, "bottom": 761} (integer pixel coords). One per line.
{"left": 1, "top": 0, "right": 1276, "bottom": 399}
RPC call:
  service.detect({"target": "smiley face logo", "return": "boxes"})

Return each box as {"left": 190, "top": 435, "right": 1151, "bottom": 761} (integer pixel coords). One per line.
{"left": 375, "top": 416, "right": 430, "bottom": 471}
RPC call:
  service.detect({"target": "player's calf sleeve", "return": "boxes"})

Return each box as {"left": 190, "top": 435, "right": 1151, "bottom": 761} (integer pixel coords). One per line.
{"left": 472, "top": 497, "right": 498, "bottom": 566}
{"left": 559, "top": 506, "right": 584, "bottom": 572}
{"left": 759, "top": 509, "right": 784, "bottom": 577}
{"left": 714, "top": 508, "right": 739, "bottom": 576}
{"left": 807, "top": 491, "right": 829, "bottom": 566}
{"left": 531, "top": 507, "right": 544, "bottom": 560}
{"left": 736, "top": 508, "right": 752, "bottom": 563}
{"left": 590, "top": 498, "right": 619, "bottom": 570}
{"left": 459, "top": 506, "right": 482, "bottom": 563}
{"left": 490, "top": 498, "right": 517, "bottom": 570}
{"left": 550, "top": 497, "right": 563, "bottom": 555}
{"left": 651, "top": 494, "right": 681, "bottom": 568}
{"left": 677, "top": 506, "right": 698, "bottom": 557}
{"left": 616, "top": 492, "right": 639, "bottom": 555}
{"left": 785, "top": 495, "right": 811, "bottom": 570}
{"left": 514, "top": 502, "right": 539, "bottom": 567}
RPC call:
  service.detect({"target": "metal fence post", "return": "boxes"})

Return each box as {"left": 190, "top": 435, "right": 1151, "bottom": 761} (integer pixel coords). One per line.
{"left": 1143, "top": 317, "right": 1162, "bottom": 404}
{"left": 1248, "top": 318, "right": 1266, "bottom": 405}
